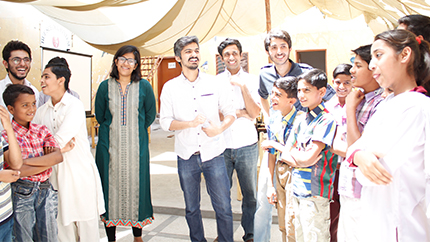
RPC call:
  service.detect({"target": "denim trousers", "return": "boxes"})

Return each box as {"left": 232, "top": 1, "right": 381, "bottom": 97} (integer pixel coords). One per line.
{"left": 224, "top": 142, "right": 258, "bottom": 241}
{"left": 177, "top": 153, "right": 233, "bottom": 242}
{"left": 254, "top": 151, "right": 274, "bottom": 242}
{"left": 0, "top": 217, "right": 13, "bottom": 242}
{"left": 12, "top": 179, "right": 58, "bottom": 242}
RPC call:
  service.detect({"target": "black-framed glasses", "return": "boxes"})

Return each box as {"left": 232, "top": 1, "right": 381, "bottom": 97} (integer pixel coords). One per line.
{"left": 117, "top": 56, "right": 137, "bottom": 65}
{"left": 10, "top": 57, "right": 31, "bottom": 65}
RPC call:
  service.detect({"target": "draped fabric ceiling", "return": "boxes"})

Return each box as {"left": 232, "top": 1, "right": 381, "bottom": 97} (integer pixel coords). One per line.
{"left": 3, "top": 0, "right": 430, "bottom": 55}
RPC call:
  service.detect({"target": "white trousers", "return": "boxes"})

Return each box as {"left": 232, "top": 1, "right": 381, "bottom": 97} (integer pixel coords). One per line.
{"left": 57, "top": 217, "right": 100, "bottom": 242}
{"left": 337, "top": 195, "right": 361, "bottom": 242}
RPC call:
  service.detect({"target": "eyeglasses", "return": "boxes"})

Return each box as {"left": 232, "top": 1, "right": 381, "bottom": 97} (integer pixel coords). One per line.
{"left": 10, "top": 57, "right": 31, "bottom": 65}
{"left": 117, "top": 56, "right": 137, "bottom": 65}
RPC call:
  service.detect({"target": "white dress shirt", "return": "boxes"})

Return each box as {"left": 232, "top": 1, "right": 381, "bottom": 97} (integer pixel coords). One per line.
{"left": 347, "top": 92, "right": 430, "bottom": 242}
{"left": 0, "top": 75, "right": 40, "bottom": 130}
{"left": 160, "top": 71, "right": 236, "bottom": 162}
{"left": 33, "top": 92, "right": 105, "bottom": 226}
{"left": 217, "top": 68, "right": 260, "bottom": 149}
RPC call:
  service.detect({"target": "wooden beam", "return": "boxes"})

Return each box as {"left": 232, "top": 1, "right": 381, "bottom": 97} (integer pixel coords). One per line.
{"left": 265, "top": 0, "right": 271, "bottom": 33}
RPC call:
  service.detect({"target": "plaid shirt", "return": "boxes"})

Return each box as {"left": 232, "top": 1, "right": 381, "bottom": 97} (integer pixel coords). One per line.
{"left": 355, "top": 87, "right": 384, "bottom": 133}
{"left": 2, "top": 119, "right": 59, "bottom": 182}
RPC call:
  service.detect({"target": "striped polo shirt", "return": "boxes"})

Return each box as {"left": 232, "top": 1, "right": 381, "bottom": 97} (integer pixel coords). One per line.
{"left": 286, "top": 103, "right": 338, "bottom": 199}
{"left": 0, "top": 136, "right": 11, "bottom": 225}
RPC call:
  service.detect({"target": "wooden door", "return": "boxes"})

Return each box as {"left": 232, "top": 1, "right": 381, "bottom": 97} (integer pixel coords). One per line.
{"left": 157, "top": 57, "right": 182, "bottom": 110}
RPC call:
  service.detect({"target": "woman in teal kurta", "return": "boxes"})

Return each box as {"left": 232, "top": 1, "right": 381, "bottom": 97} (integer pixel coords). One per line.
{"left": 95, "top": 45, "right": 156, "bottom": 242}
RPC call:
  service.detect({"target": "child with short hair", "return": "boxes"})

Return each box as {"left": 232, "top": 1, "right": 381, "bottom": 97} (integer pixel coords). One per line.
{"left": 281, "top": 69, "right": 338, "bottom": 241}
{"left": 2, "top": 84, "right": 64, "bottom": 241}
{"left": 261, "top": 76, "right": 303, "bottom": 241}
{"left": 325, "top": 63, "right": 353, "bottom": 241}
{"left": 338, "top": 45, "right": 384, "bottom": 242}
{"left": 0, "top": 104, "right": 23, "bottom": 242}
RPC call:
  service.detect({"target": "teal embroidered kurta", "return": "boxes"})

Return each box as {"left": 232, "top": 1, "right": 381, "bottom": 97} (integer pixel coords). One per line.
{"left": 95, "top": 77, "right": 156, "bottom": 227}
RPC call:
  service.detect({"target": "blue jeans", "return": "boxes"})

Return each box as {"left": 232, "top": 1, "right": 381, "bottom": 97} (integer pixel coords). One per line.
{"left": 0, "top": 217, "right": 13, "bottom": 242}
{"left": 178, "top": 154, "right": 233, "bottom": 242}
{"left": 224, "top": 143, "right": 258, "bottom": 241}
{"left": 254, "top": 151, "right": 274, "bottom": 242}
{"left": 12, "top": 179, "right": 58, "bottom": 242}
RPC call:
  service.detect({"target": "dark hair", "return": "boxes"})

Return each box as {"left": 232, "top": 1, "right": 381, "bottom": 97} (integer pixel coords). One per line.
{"left": 333, "top": 63, "right": 352, "bottom": 79}
{"left": 110, "top": 45, "right": 142, "bottom": 82}
{"left": 45, "top": 57, "right": 72, "bottom": 91}
{"left": 274, "top": 76, "right": 298, "bottom": 99}
{"left": 352, "top": 44, "right": 372, "bottom": 65}
{"left": 398, "top": 15, "right": 430, "bottom": 41}
{"left": 2, "top": 40, "right": 32, "bottom": 72}
{"left": 217, "top": 38, "right": 242, "bottom": 56}
{"left": 3, "top": 84, "right": 34, "bottom": 107}
{"left": 174, "top": 36, "right": 199, "bottom": 57}
{"left": 297, "top": 69, "right": 327, "bottom": 89}
{"left": 264, "top": 29, "right": 292, "bottom": 52}
{"left": 374, "top": 29, "right": 430, "bottom": 96}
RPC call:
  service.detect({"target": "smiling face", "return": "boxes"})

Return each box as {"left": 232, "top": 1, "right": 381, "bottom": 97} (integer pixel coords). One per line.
{"left": 222, "top": 44, "right": 242, "bottom": 74}
{"left": 369, "top": 39, "right": 403, "bottom": 91}
{"left": 267, "top": 38, "right": 290, "bottom": 66}
{"left": 115, "top": 52, "right": 137, "bottom": 78}
{"left": 8, "top": 93, "right": 36, "bottom": 128}
{"left": 270, "top": 86, "right": 296, "bottom": 116}
{"left": 333, "top": 74, "right": 352, "bottom": 98}
{"left": 176, "top": 42, "right": 200, "bottom": 71}
{"left": 3, "top": 50, "right": 31, "bottom": 83}
{"left": 350, "top": 55, "right": 374, "bottom": 90}
{"left": 297, "top": 79, "right": 325, "bottom": 110}
{"left": 40, "top": 67, "right": 64, "bottom": 97}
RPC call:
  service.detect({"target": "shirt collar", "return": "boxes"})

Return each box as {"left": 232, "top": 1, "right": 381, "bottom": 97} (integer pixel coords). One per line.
{"left": 47, "top": 92, "right": 73, "bottom": 108}
{"left": 364, "top": 87, "right": 383, "bottom": 102}
{"left": 11, "top": 119, "right": 37, "bottom": 136}
{"left": 306, "top": 103, "right": 326, "bottom": 124}
{"left": 180, "top": 70, "right": 202, "bottom": 84}
{"left": 223, "top": 67, "right": 244, "bottom": 78}
{"left": 5, "top": 74, "right": 31, "bottom": 86}
{"left": 282, "top": 106, "right": 297, "bottom": 127}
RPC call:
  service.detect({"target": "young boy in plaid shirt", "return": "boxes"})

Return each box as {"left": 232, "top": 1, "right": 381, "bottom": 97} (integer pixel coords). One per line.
{"left": 0, "top": 103, "right": 23, "bottom": 242}
{"left": 2, "top": 84, "right": 65, "bottom": 241}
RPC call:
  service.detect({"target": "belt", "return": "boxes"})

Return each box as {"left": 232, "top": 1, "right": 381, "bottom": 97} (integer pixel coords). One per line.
{"left": 193, "top": 151, "right": 200, "bottom": 155}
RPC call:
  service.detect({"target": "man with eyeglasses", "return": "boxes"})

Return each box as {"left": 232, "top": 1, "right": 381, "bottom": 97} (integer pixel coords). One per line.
{"left": 1, "top": 40, "right": 40, "bottom": 121}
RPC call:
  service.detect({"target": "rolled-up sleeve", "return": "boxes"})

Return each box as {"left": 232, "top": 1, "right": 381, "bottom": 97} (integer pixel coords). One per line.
{"left": 159, "top": 82, "right": 174, "bottom": 131}
{"left": 218, "top": 80, "right": 236, "bottom": 118}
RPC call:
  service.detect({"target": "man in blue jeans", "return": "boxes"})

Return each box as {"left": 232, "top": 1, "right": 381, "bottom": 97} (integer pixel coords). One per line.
{"left": 160, "top": 36, "right": 236, "bottom": 242}
{"left": 216, "top": 38, "right": 260, "bottom": 242}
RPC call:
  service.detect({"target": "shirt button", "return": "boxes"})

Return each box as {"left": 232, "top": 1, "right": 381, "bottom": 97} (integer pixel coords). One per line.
{"left": 194, "top": 98, "right": 196, "bottom": 100}
{"left": 199, "top": 145, "right": 201, "bottom": 147}
{"left": 197, "top": 133, "right": 199, "bottom": 135}
{"left": 195, "top": 110, "right": 197, "bottom": 112}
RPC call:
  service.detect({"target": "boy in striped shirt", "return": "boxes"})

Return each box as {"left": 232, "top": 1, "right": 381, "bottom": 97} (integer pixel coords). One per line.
{"left": 281, "top": 69, "right": 338, "bottom": 241}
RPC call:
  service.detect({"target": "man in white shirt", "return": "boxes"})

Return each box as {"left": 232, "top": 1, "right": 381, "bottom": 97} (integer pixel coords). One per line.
{"left": 217, "top": 38, "right": 260, "bottom": 242}
{"left": 1, "top": 40, "right": 39, "bottom": 130}
{"left": 160, "top": 36, "right": 236, "bottom": 242}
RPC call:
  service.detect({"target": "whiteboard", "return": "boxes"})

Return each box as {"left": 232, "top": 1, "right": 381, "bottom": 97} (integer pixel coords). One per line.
{"left": 41, "top": 47, "right": 92, "bottom": 113}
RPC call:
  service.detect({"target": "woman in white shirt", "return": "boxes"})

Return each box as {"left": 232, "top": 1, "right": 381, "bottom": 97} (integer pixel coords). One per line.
{"left": 33, "top": 57, "right": 105, "bottom": 242}
{"left": 347, "top": 29, "right": 430, "bottom": 241}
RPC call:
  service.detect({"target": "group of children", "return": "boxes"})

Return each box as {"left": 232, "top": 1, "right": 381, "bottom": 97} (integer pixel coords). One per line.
{"left": 261, "top": 28, "right": 430, "bottom": 242}
{"left": 0, "top": 40, "right": 103, "bottom": 242}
